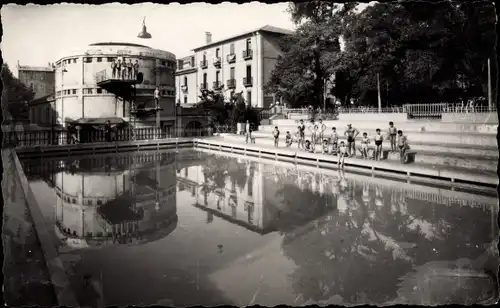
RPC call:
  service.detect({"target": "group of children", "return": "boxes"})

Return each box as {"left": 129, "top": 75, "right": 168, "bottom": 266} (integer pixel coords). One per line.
{"left": 272, "top": 120, "right": 410, "bottom": 168}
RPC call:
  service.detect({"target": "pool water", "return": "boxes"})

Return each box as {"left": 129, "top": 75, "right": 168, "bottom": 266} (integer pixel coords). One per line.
{"left": 22, "top": 148, "right": 499, "bottom": 306}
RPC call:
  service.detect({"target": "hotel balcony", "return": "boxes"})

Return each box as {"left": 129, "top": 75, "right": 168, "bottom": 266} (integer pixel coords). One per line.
{"left": 200, "top": 83, "right": 208, "bottom": 90}
{"left": 200, "top": 60, "right": 208, "bottom": 69}
{"left": 227, "top": 53, "right": 236, "bottom": 64}
{"left": 243, "top": 77, "right": 253, "bottom": 87}
{"left": 243, "top": 49, "right": 253, "bottom": 60}
{"left": 213, "top": 57, "right": 221, "bottom": 68}
{"left": 227, "top": 79, "right": 236, "bottom": 89}
{"left": 213, "top": 81, "right": 223, "bottom": 90}
{"left": 181, "top": 85, "right": 188, "bottom": 93}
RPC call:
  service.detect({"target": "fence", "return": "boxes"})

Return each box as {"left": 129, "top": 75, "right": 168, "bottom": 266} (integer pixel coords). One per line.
{"left": 3, "top": 127, "right": 210, "bottom": 148}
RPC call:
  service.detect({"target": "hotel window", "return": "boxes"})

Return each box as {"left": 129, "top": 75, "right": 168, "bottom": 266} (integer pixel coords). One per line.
{"left": 203, "top": 72, "right": 207, "bottom": 84}
{"left": 72, "top": 89, "right": 77, "bottom": 95}
{"left": 246, "top": 64, "right": 252, "bottom": 78}
{"left": 84, "top": 57, "right": 92, "bottom": 63}
{"left": 246, "top": 38, "right": 251, "bottom": 51}
{"left": 216, "top": 48, "right": 220, "bottom": 58}
{"left": 162, "top": 60, "right": 166, "bottom": 66}
{"left": 215, "top": 71, "right": 220, "bottom": 83}
{"left": 184, "top": 96, "right": 187, "bottom": 104}
{"left": 184, "top": 76, "right": 187, "bottom": 86}
{"left": 203, "top": 53, "right": 207, "bottom": 62}
{"left": 97, "top": 88, "right": 103, "bottom": 94}
{"left": 230, "top": 67, "right": 235, "bottom": 79}
{"left": 84, "top": 88, "right": 93, "bottom": 94}
{"left": 73, "top": 58, "right": 77, "bottom": 63}
{"left": 162, "top": 90, "right": 166, "bottom": 95}
{"left": 230, "top": 43, "right": 235, "bottom": 54}
{"left": 107, "top": 57, "right": 114, "bottom": 62}
{"left": 247, "top": 90, "right": 252, "bottom": 106}
{"left": 97, "top": 57, "right": 103, "bottom": 62}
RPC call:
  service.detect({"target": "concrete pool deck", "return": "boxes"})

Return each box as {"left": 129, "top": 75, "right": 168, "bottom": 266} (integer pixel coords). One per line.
{"left": 193, "top": 137, "right": 498, "bottom": 187}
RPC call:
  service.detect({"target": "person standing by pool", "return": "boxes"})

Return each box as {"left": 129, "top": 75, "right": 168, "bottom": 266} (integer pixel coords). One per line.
{"left": 318, "top": 119, "right": 326, "bottom": 145}
{"left": 388, "top": 121, "right": 397, "bottom": 152}
{"left": 245, "top": 120, "right": 252, "bottom": 144}
{"left": 373, "top": 128, "right": 384, "bottom": 161}
{"left": 111, "top": 58, "right": 117, "bottom": 79}
{"left": 298, "top": 120, "right": 306, "bottom": 149}
{"left": 344, "top": 124, "right": 359, "bottom": 157}
{"left": 330, "top": 127, "right": 339, "bottom": 155}
{"left": 116, "top": 59, "right": 122, "bottom": 79}
{"left": 126, "top": 58, "right": 133, "bottom": 80}
{"left": 338, "top": 141, "right": 348, "bottom": 169}
{"left": 311, "top": 125, "right": 319, "bottom": 152}
{"left": 154, "top": 86, "right": 161, "bottom": 108}
{"left": 133, "top": 59, "right": 140, "bottom": 80}
{"left": 273, "top": 126, "right": 280, "bottom": 147}
{"left": 285, "top": 131, "right": 293, "bottom": 147}
{"left": 361, "top": 132, "right": 370, "bottom": 159}
{"left": 397, "top": 130, "right": 409, "bottom": 164}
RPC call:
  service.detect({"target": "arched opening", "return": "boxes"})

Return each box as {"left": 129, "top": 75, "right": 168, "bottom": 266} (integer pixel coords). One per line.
{"left": 185, "top": 121, "right": 203, "bottom": 137}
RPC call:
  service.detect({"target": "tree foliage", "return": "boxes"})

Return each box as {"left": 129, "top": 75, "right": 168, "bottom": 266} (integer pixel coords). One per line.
{"left": 1, "top": 63, "right": 34, "bottom": 122}
{"left": 270, "top": 1, "right": 496, "bottom": 107}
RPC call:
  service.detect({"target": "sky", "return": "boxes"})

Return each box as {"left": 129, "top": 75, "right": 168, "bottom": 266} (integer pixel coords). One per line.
{"left": 1, "top": 2, "right": 374, "bottom": 76}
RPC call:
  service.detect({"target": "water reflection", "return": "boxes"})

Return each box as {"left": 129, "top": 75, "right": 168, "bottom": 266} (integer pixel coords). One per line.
{"left": 21, "top": 149, "right": 498, "bottom": 306}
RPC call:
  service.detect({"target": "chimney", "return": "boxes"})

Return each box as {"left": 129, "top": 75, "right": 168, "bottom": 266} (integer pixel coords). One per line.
{"left": 205, "top": 32, "right": 212, "bottom": 44}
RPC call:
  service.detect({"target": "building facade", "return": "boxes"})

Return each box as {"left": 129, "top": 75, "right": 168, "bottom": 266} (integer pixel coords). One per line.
{"left": 28, "top": 93, "right": 56, "bottom": 126}
{"left": 175, "top": 25, "right": 293, "bottom": 108}
{"left": 54, "top": 42, "right": 177, "bottom": 129}
{"left": 17, "top": 64, "right": 56, "bottom": 100}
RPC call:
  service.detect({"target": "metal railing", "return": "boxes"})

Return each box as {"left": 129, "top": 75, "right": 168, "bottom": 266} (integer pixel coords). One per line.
{"left": 242, "top": 49, "right": 253, "bottom": 59}
{"left": 200, "top": 60, "right": 208, "bottom": 68}
{"left": 227, "top": 54, "right": 236, "bottom": 63}
{"left": 95, "top": 68, "right": 138, "bottom": 83}
{"left": 3, "top": 127, "right": 212, "bottom": 148}
{"left": 243, "top": 77, "right": 253, "bottom": 87}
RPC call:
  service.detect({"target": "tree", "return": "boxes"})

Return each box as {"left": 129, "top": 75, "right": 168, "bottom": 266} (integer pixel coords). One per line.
{"left": 1, "top": 63, "right": 34, "bottom": 122}
{"left": 196, "top": 87, "right": 231, "bottom": 126}
{"left": 336, "top": 1, "right": 496, "bottom": 105}
{"left": 265, "top": 19, "right": 341, "bottom": 108}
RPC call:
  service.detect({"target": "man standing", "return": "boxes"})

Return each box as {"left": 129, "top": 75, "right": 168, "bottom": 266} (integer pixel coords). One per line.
{"left": 245, "top": 120, "right": 252, "bottom": 144}
{"left": 111, "top": 59, "right": 117, "bottom": 79}
{"left": 133, "top": 59, "right": 139, "bottom": 80}
{"left": 116, "top": 59, "right": 122, "bottom": 79}
{"left": 154, "top": 86, "right": 161, "bottom": 108}
{"left": 126, "top": 58, "right": 133, "bottom": 80}
{"left": 344, "top": 124, "right": 359, "bottom": 157}
{"left": 318, "top": 119, "right": 326, "bottom": 145}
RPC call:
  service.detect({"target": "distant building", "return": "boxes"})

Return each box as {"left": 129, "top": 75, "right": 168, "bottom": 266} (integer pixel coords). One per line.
{"left": 17, "top": 63, "right": 56, "bottom": 100}
{"left": 28, "top": 93, "right": 56, "bottom": 126}
{"left": 175, "top": 25, "right": 293, "bottom": 108}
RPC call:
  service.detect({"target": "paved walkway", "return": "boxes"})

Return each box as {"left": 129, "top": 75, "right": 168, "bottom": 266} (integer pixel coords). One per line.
{"left": 2, "top": 150, "right": 58, "bottom": 307}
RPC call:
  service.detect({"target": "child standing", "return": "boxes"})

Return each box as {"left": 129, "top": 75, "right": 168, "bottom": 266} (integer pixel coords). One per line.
{"left": 311, "top": 125, "right": 319, "bottom": 152}
{"left": 285, "top": 131, "right": 292, "bottom": 147}
{"left": 361, "top": 132, "right": 370, "bottom": 159}
{"left": 388, "top": 121, "right": 397, "bottom": 153}
{"left": 397, "top": 130, "right": 409, "bottom": 164}
{"left": 297, "top": 126, "right": 304, "bottom": 149}
{"left": 273, "top": 126, "right": 280, "bottom": 147}
{"left": 330, "top": 127, "right": 339, "bottom": 155}
{"left": 338, "top": 141, "right": 348, "bottom": 169}
{"left": 373, "top": 128, "right": 384, "bottom": 161}
{"left": 318, "top": 119, "right": 326, "bottom": 145}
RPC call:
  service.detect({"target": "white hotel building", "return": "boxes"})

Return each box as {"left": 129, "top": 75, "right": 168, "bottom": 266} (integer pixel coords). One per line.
{"left": 175, "top": 25, "right": 293, "bottom": 108}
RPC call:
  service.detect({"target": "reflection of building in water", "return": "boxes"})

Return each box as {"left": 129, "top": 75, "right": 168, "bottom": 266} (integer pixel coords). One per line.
{"left": 53, "top": 156, "right": 177, "bottom": 248}
{"left": 177, "top": 162, "right": 272, "bottom": 233}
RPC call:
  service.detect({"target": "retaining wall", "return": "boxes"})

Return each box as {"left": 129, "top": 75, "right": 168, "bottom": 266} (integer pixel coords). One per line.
{"left": 441, "top": 112, "right": 498, "bottom": 124}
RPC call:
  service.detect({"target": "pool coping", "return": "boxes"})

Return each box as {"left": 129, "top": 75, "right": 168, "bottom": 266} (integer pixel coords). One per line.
{"left": 13, "top": 137, "right": 498, "bottom": 187}
{"left": 193, "top": 138, "right": 499, "bottom": 188}
{"left": 7, "top": 148, "right": 79, "bottom": 307}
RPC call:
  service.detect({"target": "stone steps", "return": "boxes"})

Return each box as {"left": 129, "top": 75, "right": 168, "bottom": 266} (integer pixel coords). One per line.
{"left": 253, "top": 129, "right": 497, "bottom": 147}
{"left": 264, "top": 120, "right": 498, "bottom": 135}
{"left": 221, "top": 134, "right": 498, "bottom": 172}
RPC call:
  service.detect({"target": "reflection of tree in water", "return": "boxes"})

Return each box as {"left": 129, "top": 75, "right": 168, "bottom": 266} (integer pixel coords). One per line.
{"left": 276, "top": 170, "right": 494, "bottom": 305}
{"left": 200, "top": 154, "right": 251, "bottom": 196}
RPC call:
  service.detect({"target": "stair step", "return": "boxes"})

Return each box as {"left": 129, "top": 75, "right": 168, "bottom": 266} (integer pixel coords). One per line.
{"left": 221, "top": 135, "right": 497, "bottom": 172}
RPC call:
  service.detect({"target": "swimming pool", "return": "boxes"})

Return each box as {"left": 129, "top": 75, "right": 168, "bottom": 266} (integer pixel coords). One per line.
{"left": 22, "top": 148, "right": 499, "bottom": 306}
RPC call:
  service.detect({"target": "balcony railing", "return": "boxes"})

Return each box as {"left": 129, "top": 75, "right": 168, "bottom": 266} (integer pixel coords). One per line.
{"left": 227, "top": 54, "right": 236, "bottom": 63}
{"left": 181, "top": 85, "right": 188, "bottom": 93}
{"left": 243, "top": 77, "right": 253, "bottom": 87}
{"left": 213, "top": 81, "right": 223, "bottom": 90}
{"left": 200, "top": 83, "right": 208, "bottom": 90}
{"left": 243, "top": 49, "right": 253, "bottom": 60}
{"left": 200, "top": 60, "right": 208, "bottom": 69}
{"left": 227, "top": 79, "right": 236, "bottom": 89}
{"left": 213, "top": 57, "right": 221, "bottom": 68}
